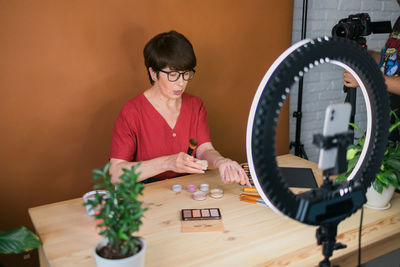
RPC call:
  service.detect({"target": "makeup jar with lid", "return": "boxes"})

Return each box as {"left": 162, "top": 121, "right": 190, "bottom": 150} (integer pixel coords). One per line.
{"left": 186, "top": 184, "right": 197, "bottom": 193}
{"left": 209, "top": 188, "right": 224, "bottom": 199}
{"left": 172, "top": 184, "right": 182, "bottom": 192}
{"left": 192, "top": 191, "right": 207, "bottom": 201}
{"left": 200, "top": 183, "right": 209, "bottom": 192}
{"left": 83, "top": 190, "right": 110, "bottom": 216}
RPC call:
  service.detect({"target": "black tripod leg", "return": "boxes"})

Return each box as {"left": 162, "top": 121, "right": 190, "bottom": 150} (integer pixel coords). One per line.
{"left": 344, "top": 85, "right": 356, "bottom": 140}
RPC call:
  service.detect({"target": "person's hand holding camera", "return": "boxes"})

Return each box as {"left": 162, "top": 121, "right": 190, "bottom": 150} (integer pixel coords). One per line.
{"left": 343, "top": 70, "right": 359, "bottom": 88}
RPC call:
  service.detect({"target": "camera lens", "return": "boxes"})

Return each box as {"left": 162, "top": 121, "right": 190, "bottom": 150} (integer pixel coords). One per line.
{"left": 332, "top": 23, "right": 350, "bottom": 38}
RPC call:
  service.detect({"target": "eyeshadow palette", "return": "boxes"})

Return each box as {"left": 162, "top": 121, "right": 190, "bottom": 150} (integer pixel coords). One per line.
{"left": 241, "top": 163, "right": 254, "bottom": 186}
{"left": 181, "top": 208, "right": 221, "bottom": 221}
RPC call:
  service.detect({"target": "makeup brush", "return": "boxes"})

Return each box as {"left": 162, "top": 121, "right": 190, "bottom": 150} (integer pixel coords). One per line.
{"left": 187, "top": 138, "right": 208, "bottom": 170}
{"left": 187, "top": 138, "right": 198, "bottom": 156}
{"left": 243, "top": 187, "right": 258, "bottom": 193}
{"left": 240, "top": 196, "right": 265, "bottom": 205}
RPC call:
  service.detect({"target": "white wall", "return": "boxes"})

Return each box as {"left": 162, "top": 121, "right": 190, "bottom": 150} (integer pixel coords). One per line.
{"left": 290, "top": 0, "right": 399, "bottom": 163}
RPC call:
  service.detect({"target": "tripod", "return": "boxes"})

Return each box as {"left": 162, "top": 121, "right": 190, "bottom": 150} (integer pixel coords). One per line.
{"left": 290, "top": 0, "right": 309, "bottom": 160}
{"left": 343, "top": 85, "right": 356, "bottom": 141}
{"left": 313, "top": 130, "right": 354, "bottom": 266}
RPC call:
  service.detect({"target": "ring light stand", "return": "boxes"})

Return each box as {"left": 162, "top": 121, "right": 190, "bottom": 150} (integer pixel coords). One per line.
{"left": 246, "top": 37, "right": 390, "bottom": 266}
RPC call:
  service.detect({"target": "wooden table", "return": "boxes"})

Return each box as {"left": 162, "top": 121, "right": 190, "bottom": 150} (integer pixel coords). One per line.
{"left": 29, "top": 154, "right": 400, "bottom": 267}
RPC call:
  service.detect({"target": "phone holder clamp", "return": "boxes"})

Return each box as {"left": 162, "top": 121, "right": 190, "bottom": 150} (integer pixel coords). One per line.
{"left": 313, "top": 131, "right": 353, "bottom": 176}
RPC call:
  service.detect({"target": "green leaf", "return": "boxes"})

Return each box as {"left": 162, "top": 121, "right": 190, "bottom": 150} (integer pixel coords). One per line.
{"left": 389, "top": 121, "right": 400, "bottom": 133}
{"left": 93, "top": 183, "right": 106, "bottom": 190}
{"left": 347, "top": 155, "right": 360, "bottom": 173}
{"left": 372, "top": 179, "right": 384, "bottom": 194}
{"left": 376, "top": 172, "right": 390, "bottom": 186}
{"left": 357, "top": 138, "right": 365, "bottom": 146}
{"left": 0, "top": 227, "right": 41, "bottom": 254}
{"left": 335, "top": 174, "right": 348, "bottom": 183}
{"left": 118, "top": 232, "right": 129, "bottom": 241}
{"left": 103, "top": 162, "right": 111, "bottom": 173}
{"left": 346, "top": 148, "right": 359, "bottom": 161}
{"left": 390, "top": 109, "right": 399, "bottom": 121}
{"left": 121, "top": 245, "right": 129, "bottom": 255}
{"left": 92, "top": 169, "right": 104, "bottom": 176}
{"left": 349, "top": 123, "right": 365, "bottom": 137}
{"left": 385, "top": 158, "right": 400, "bottom": 171}
{"left": 386, "top": 173, "right": 398, "bottom": 185}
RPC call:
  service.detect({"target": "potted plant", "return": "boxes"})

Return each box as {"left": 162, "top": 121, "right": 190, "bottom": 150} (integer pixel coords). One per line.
{"left": 336, "top": 111, "right": 400, "bottom": 209}
{"left": 84, "top": 162, "right": 147, "bottom": 267}
{"left": 0, "top": 226, "right": 41, "bottom": 254}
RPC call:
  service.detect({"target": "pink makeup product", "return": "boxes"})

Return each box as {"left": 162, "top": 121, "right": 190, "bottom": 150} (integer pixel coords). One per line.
{"left": 192, "top": 191, "right": 207, "bottom": 201}
{"left": 209, "top": 188, "right": 224, "bottom": 199}
{"left": 181, "top": 208, "right": 221, "bottom": 221}
{"left": 186, "top": 184, "right": 197, "bottom": 192}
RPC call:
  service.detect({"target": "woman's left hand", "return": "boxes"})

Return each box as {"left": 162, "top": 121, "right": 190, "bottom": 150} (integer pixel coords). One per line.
{"left": 216, "top": 158, "right": 251, "bottom": 187}
{"left": 343, "top": 70, "right": 359, "bottom": 88}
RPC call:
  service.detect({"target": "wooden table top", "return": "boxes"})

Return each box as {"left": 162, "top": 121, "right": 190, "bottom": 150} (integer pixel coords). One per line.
{"left": 29, "top": 154, "right": 400, "bottom": 267}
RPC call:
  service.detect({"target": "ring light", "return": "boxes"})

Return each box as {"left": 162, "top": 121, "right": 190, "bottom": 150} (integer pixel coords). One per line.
{"left": 246, "top": 36, "right": 390, "bottom": 225}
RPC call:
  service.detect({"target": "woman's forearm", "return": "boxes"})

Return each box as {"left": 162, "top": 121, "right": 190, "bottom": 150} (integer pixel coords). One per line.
{"left": 109, "top": 157, "right": 169, "bottom": 183}
{"left": 110, "top": 152, "right": 206, "bottom": 183}
{"left": 385, "top": 75, "right": 400, "bottom": 95}
{"left": 196, "top": 142, "right": 226, "bottom": 169}
{"left": 198, "top": 149, "right": 225, "bottom": 169}
{"left": 368, "top": 50, "right": 381, "bottom": 65}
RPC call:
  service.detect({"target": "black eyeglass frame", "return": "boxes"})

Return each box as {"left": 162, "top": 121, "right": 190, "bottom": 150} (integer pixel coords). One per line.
{"left": 158, "top": 69, "right": 196, "bottom": 82}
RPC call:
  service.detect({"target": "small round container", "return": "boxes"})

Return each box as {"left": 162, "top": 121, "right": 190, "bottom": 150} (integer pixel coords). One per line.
{"left": 192, "top": 191, "right": 207, "bottom": 201}
{"left": 187, "top": 184, "right": 197, "bottom": 193}
{"left": 83, "top": 190, "right": 110, "bottom": 216}
{"left": 209, "top": 188, "right": 224, "bottom": 199}
{"left": 172, "top": 184, "right": 182, "bottom": 193}
{"left": 200, "top": 183, "right": 209, "bottom": 192}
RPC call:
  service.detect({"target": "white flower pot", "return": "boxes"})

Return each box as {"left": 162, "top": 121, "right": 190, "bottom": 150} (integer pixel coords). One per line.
{"left": 365, "top": 184, "right": 395, "bottom": 210}
{"left": 94, "top": 238, "right": 146, "bottom": 267}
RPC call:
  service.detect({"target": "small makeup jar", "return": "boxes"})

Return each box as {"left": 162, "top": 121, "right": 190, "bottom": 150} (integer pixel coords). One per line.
{"left": 82, "top": 190, "right": 110, "bottom": 216}
{"left": 209, "top": 188, "right": 224, "bottom": 199}
{"left": 192, "top": 191, "right": 207, "bottom": 201}
{"left": 186, "top": 184, "right": 197, "bottom": 193}
{"left": 172, "top": 184, "right": 182, "bottom": 193}
{"left": 200, "top": 183, "right": 209, "bottom": 192}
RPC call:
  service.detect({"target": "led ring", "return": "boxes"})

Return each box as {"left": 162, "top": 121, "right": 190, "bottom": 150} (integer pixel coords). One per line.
{"left": 246, "top": 37, "right": 389, "bottom": 225}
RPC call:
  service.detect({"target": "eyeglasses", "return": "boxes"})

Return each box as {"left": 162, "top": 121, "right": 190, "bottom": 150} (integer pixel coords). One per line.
{"left": 159, "top": 69, "right": 196, "bottom": 82}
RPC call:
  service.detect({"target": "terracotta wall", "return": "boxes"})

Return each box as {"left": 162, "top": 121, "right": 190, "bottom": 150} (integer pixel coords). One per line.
{"left": 0, "top": 1, "right": 293, "bottom": 265}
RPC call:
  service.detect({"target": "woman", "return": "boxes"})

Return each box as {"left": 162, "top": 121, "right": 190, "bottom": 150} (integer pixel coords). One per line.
{"left": 109, "top": 30, "right": 250, "bottom": 186}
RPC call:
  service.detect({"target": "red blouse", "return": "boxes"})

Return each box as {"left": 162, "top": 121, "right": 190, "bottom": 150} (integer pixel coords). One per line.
{"left": 110, "top": 93, "right": 211, "bottom": 179}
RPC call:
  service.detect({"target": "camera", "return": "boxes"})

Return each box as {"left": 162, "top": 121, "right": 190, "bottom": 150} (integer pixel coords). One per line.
{"left": 332, "top": 13, "right": 392, "bottom": 40}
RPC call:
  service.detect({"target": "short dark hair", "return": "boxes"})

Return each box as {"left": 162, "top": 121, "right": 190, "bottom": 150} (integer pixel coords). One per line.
{"left": 143, "top": 30, "right": 197, "bottom": 84}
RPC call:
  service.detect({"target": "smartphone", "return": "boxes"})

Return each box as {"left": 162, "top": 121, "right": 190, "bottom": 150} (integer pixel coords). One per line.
{"left": 318, "top": 103, "right": 351, "bottom": 170}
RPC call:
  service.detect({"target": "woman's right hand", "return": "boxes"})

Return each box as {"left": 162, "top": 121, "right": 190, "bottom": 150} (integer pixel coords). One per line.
{"left": 166, "top": 152, "right": 206, "bottom": 174}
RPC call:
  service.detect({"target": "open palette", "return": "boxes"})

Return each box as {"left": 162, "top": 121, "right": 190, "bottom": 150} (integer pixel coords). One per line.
{"left": 181, "top": 208, "right": 224, "bottom": 232}
{"left": 181, "top": 208, "right": 221, "bottom": 221}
